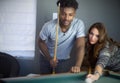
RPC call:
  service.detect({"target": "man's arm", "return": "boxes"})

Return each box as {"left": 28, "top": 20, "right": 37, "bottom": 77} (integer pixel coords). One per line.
{"left": 75, "top": 37, "right": 85, "bottom": 67}
{"left": 38, "top": 38, "right": 58, "bottom": 67}
{"left": 38, "top": 38, "right": 52, "bottom": 61}
{"left": 71, "top": 37, "right": 85, "bottom": 72}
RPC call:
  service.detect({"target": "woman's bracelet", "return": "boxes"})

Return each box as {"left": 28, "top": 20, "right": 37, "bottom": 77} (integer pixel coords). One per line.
{"left": 94, "top": 71, "right": 102, "bottom": 77}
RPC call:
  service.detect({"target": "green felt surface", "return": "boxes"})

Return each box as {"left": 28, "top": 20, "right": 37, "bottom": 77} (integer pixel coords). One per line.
{"left": 1, "top": 72, "right": 120, "bottom": 83}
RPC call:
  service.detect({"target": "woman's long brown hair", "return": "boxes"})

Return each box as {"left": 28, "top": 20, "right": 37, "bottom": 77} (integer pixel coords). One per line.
{"left": 86, "top": 22, "right": 108, "bottom": 68}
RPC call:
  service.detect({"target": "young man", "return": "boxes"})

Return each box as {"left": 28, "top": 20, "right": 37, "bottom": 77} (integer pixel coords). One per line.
{"left": 38, "top": 0, "right": 85, "bottom": 74}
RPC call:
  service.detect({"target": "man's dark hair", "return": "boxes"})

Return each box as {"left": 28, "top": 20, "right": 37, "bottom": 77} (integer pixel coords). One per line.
{"left": 57, "top": 0, "right": 78, "bottom": 10}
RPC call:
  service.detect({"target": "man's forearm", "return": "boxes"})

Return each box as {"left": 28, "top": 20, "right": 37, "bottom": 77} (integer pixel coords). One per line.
{"left": 38, "top": 38, "right": 52, "bottom": 61}
{"left": 75, "top": 37, "right": 85, "bottom": 67}
{"left": 75, "top": 47, "right": 85, "bottom": 67}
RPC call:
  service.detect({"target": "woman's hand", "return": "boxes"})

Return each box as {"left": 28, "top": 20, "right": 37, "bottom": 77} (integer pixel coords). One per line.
{"left": 86, "top": 73, "right": 100, "bottom": 82}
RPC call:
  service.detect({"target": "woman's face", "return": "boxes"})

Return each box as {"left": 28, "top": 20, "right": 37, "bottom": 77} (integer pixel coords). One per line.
{"left": 89, "top": 27, "right": 99, "bottom": 45}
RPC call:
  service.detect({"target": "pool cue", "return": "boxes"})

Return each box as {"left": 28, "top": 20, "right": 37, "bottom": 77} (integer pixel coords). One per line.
{"left": 52, "top": 3, "right": 60, "bottom": 74}
{"left": 88, "top": 66, "right": 91, "bottom": 74}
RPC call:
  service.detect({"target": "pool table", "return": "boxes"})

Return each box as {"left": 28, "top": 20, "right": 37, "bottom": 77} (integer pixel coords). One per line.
{"left": 1, "top": 72, "right": 120, "bottom": 83}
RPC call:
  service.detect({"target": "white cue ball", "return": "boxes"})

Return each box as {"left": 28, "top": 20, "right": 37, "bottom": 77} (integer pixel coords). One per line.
{"left": 85, "top": 78, "right": 93, "bottom": 83}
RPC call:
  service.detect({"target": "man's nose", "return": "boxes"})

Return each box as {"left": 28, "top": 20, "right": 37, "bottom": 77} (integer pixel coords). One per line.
{"left": 65, "top": 15, "right": 69, "bottom": 20}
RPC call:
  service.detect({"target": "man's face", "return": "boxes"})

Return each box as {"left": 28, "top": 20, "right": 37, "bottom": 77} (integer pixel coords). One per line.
{"left": 59, "top": 7, "right": 76, "bottom": 27}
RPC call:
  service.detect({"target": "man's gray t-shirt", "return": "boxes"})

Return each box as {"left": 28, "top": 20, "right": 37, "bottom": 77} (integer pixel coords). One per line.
{"left": 39, "top": 18, "right": 85, "bottom": 59}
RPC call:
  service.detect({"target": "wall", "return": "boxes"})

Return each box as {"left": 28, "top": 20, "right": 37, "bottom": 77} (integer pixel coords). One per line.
{"left": 77, "top": 0, "right": 120, "bottom": 41}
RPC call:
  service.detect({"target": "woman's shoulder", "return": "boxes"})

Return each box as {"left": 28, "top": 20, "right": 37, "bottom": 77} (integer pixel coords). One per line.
{"left": 100, "top": 42, "right": 118, "bottom": 56}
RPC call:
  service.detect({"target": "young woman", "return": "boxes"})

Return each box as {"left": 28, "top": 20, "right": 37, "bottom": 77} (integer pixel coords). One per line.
{"left": 85, "top": 22, "right": 120, "bottom": 81}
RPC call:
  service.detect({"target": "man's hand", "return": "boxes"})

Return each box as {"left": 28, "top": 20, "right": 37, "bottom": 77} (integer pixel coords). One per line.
{"left": 70, "top": 66, "right": 80, "bottom": 73}
{"left": 49, "top": 58, "right": 58, "bottom": 68}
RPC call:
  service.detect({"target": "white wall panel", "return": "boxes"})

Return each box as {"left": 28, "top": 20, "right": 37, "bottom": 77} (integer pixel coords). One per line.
{"left": 0, "top": 0, "right": 36, "bottom": 58}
